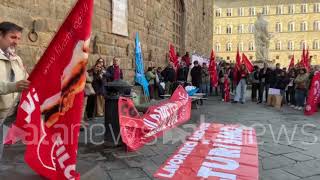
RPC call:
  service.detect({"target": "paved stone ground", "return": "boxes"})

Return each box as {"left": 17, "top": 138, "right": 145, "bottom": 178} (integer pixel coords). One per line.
{"left": 1, "top": 95, "right": 320, "bottom": 180}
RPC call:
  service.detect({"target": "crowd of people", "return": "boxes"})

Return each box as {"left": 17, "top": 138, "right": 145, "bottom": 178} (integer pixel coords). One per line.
{"left": 0, "top": 21, "right": 318, "bottom": 131}
{"left": 84, "top": 52, "right": 318, "bottom": 124}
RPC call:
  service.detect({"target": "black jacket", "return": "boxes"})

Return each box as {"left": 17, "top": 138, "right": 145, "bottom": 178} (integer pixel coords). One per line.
{"left": 259, "top": 68, "right": 272, "bottom": 84}
{"left": 269, "top": 68, "right": 282, "bottom": 88}
{"left": 177, "top": 67, "right": 188, "bottom": 82}
{"left": 105, "top": 65, "right": 123, "bottom": 82}
{"left": 191, "top": 66, "right": 202, "bottom": 86}
{"left": 275, "top": 75, "right": 290, "bottom": 90}
{"left": 161, "top": 67, "right": 176, "bottom": 82}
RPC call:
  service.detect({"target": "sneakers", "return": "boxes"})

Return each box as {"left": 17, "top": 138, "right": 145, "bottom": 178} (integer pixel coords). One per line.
{"left": 298, "top": 107, "right": 303, "bottom": 111}
{"left": 290, "top": 105, "right": 295, "bottom": 108}
{"left": 294, "top": 106, "right": 299, "bottom": 110}
{"left": 221, "top": 99, "right": 225, "bottom": 102}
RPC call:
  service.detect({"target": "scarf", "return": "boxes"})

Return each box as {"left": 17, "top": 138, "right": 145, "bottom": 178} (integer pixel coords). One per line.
{"left": 114, "top": 65, "right": 121, "bottom": 81}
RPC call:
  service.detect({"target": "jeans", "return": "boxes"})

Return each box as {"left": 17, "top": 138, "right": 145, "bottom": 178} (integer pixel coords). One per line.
{"left": 251, "top": 83, "right": 259, "bottom": 101}
{"left": 201, "top": 83, "right": 210, "bottom": 96}
{"left": 295, "top": 89, "right": 306, "bottom": 107}
{"left": 234, "top": 79, "right": 247, "bottom": 103}
{"left": 286, "top": 86, "right": 296, "bottom": 105}
{"left": 220, "top": 83, "right": 225, "bottom": 99}
{"left": 259, "top": 83, "right": 270, "bottom": 102}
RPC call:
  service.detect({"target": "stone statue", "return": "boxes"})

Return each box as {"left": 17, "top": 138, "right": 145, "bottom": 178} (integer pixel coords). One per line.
{"left": 254, "top": 13, "right": 271, "bottom": 62}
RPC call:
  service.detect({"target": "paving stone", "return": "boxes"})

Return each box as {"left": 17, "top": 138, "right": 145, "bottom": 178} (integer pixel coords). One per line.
{"left": 301, "top": 175, "right": 320, "bottom": 180}
{"left": 259, "top": 151, "right": 273, "bottom": 158}
{"left": 261, "top": 143, "right": 300, "bottom": 155}
{"left": 283, "top": 152, "right": 314, "bottom": 161}
{"left": 99, "top": 160, "right": 129, "bottom": 171}
{"left": 137, "top": 147, "right": 157, "bottom": 157}
{"left": 81, "top": 164, "right": 111, "bottom": 180}
{"left": 282, "top": 160, "right": 320, "bottom": 178}
{"left": 261, "top": 169, "right": 300, "bottom": 180}
{"left": 108, "top": 168, "right": 147, "bottom": 180}
{"left": 262, "top": 155, "right": 296, "bottom": 170}
{"left": 129, "top": 178, "right": 151, "bottom": 180}
{"left": 150, "top": 154, "right": 167, "bottom": 166}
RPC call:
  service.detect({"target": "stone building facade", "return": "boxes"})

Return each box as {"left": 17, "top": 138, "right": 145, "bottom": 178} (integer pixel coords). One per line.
{"left": 213, "top": 0, "right": 320, "bottom": 67}
{"left": 0, "top": 0, "right": 213, "bottom": 80}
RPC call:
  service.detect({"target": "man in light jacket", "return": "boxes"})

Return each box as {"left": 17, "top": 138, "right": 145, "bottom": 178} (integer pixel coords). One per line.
{"left": 0, "top": 22, "right": 29, "bottom": 122}
{"left": 0, "top": 22, "right": 29, "bottom": 159}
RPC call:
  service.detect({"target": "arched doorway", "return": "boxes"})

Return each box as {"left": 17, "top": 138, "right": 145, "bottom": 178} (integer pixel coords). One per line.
{"left": 172, "top": 0, "right": 184, "bottom": 54}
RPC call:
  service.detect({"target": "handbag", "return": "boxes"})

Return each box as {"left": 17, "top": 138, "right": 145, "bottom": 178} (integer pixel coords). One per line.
{"left": 84, "top": 83, "right": 95, "bottom": 96}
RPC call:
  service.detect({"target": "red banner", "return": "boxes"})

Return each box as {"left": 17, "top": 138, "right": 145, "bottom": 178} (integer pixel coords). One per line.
{"left": 118, "top": 86, "right": 191, "bottom": 151}
{"left": 5, "top": 0, "right": 93, "bottom": 179}
{"left": 209, "top": 49, "right": 218, "bottom": 87}
{"left": 242, "top": 53, "right": 254, "bottom": 73}
{"left": 154, "top": 123, "right": 259, "bottom": 180}
{"left": 305, "top": 71, "right": 320, "bottom": 115}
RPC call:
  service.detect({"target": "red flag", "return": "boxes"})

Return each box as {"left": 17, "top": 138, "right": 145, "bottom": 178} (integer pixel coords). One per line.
{"left": 288, "top": 55, "right": 295, "bottom": 70}
{"left": 233, "top": 49, "right": 241, "bottom": 85}
{"left": 300, "top": 48, "right": 311, "bottom": 72}
{"left": 5, "top": 0, "right": 93, "bottom": 179}
{"left": 224, "top": 74, "right": 230, "bottom": 102}
{"left": 305, "top": 71, "right": 320, "bottom": 116}
{"left": 208, "top": 49, "right": 218, "bottom": 87}
{"left": 305, "top": 49, "right": 311, "bottom": 72}
{"left": 169, "top": 44, "right": 179, "bottom": 67}
{"left": 242, "top": 53, "right": 254, "bottom": 73}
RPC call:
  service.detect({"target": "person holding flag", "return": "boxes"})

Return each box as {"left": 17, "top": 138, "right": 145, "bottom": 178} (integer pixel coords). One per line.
{"left": 4, "top": 0, "right": 94, "bottom": 179}
{"left": 0, "top": 22, "right": 30, "bottom": 159}
{"left": 208, "top": 50, "right": 218, "bottom": 95}
{"left": 219, "top": 62, "right": 231, "bottom": 102}
{"left": 232, "top": 64, "right": 249, "bottom": 104}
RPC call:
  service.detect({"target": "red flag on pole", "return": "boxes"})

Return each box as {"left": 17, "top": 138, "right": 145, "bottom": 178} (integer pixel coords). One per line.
{"left": 242, "top": 53, "right": 254, "bottom": 73}
{"left": 300, "top": 47, "right": 306, "bottom": 67}
{"left": 5, "top": 0, "right": 93, "bottom": 179}
{"left": 169, "top": 44, "right": 179, "bottom": 67}
{"left": 305, "top": 49, "right": 311, "bottom": 72}
{"left": 300, "top": 47, "right": 311, "bottom": 72}
{"left": 305, "top": 71, "right": 320, "bottom": 116}
{"left": 288, "top": 55, "right": 295, "bottom": 70}
{"left": 208, "top": 49, "right": 218, "bottom": 87}
{"left": 233, "top": 49, "right": 241, "bottom": 85}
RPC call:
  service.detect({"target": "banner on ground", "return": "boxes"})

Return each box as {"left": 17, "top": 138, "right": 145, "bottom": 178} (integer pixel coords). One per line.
{"left": 305, "top": 71, "right": 320, "bottom": 116}
{"left": 154, "top": 123, "right": 259, "bottom": 180}
{"left": 118, "top": 86, "right": 191, "bottom": 151}
{"left": 5, "top": 0, "right": 93, "bottom": 179}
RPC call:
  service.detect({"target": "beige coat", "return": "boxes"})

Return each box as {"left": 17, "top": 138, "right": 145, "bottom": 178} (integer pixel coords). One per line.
{"left": 0, "top": 51, "right": 28, "bottom": 120}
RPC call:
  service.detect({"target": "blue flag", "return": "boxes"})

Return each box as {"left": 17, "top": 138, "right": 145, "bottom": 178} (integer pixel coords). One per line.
{"left": 134, "top": 33, "right": 150, "bottom": 96}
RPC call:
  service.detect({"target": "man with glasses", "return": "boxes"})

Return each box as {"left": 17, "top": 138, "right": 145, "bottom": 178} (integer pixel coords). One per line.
{"left": 0, "top": 22, "right": 29, "bottom": 159}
